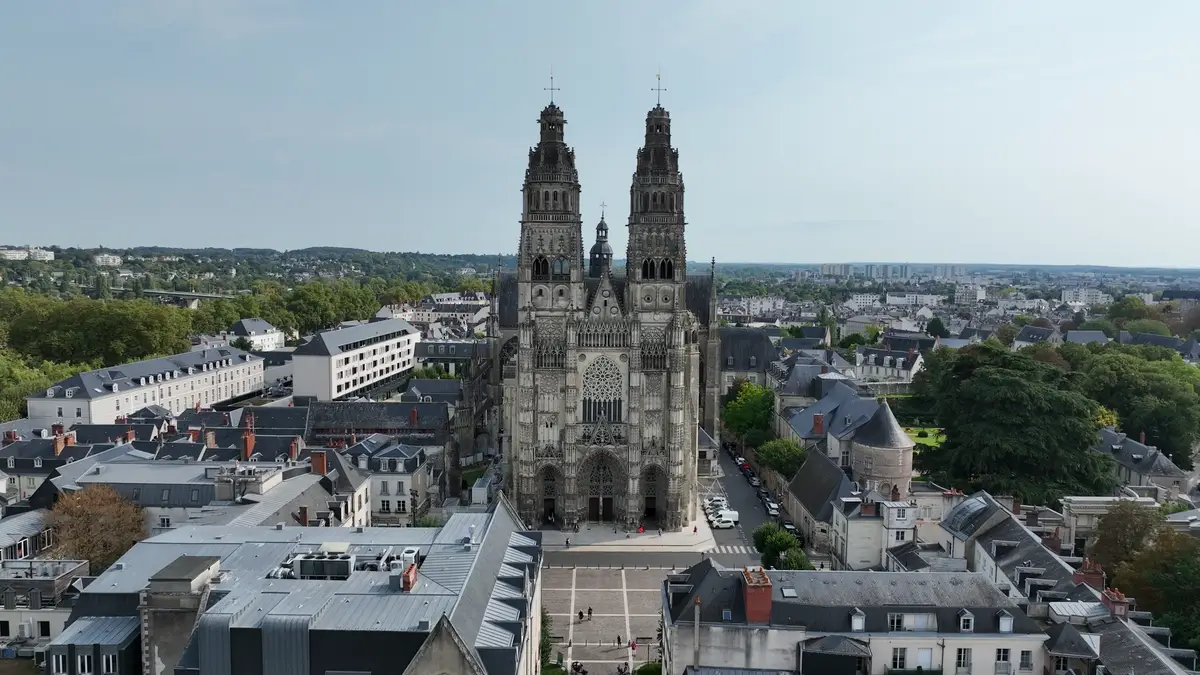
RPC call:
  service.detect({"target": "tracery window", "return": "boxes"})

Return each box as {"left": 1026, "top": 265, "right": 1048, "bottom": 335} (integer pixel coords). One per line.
{"left": 582, "top": 356, "right": 623, "bottom": 423}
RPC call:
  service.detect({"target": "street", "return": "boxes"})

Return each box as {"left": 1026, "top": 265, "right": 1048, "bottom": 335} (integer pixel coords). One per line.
{"left": 703, "top": 444, "right": 773, "bottom": 567}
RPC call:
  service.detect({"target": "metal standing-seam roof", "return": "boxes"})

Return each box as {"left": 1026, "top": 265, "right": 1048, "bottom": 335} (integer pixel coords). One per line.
{"left": 0, "top": 510, "right": 49, "bottom": 547}
{"left": 52, "top": 615, "right": 140, "bottom": 646}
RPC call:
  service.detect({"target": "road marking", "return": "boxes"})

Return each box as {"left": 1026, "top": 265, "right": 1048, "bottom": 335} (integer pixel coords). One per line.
{"left": 566, "top": 568, "right": 577, "bottom": 662}
{"left": 621, "top": 569, "right": 633, "bottom": 663}
{"left": 706, "top": 545, "right": 759, "bottom": 554}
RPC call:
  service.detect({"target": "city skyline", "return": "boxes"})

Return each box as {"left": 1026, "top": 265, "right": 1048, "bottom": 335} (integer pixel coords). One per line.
{"left": 1, "top": 2, "right": 1198, "bottom": 266}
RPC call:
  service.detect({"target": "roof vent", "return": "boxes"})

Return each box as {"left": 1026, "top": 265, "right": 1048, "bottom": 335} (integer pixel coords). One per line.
{"left": 1132, "top": 454, "right": 1144, "bottom": 462}
{"left": 417, "top": 617, "right": 431, "bottom": 631}
{"left": 275, "top": 523, "right": 285, "bottom": 530}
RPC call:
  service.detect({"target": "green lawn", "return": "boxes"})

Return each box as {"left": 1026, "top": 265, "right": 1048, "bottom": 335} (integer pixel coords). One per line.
{"left": 462, "top": 463, "right": 490, "bottom": 487}
{"left": 904, "top": 427, "right": 944, "bottom": 448}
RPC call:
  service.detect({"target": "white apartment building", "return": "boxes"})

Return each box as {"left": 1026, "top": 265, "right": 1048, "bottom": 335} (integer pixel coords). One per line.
{"left": 846, "top": 293, "right": 882, "bottom": 311}
{"left": 886, "top": 293, "right": 945, "bottom": 307}
{"left": 25, "top": 347, "right": 263, "bottom": 427}
{"left": 292, "top": 318, "right": 419, "bottom": 401}
{"left": 1061, "top": 287, "right": 1114, "bottom": 306}
{"left": 92, "top": 253, "right": 122, "bottom": 267}
{"left": 956, "top": 284, "right": 987, "bottom": 304}
{"left": 932, "top": 265, "right": 968, "bottom": 279}
{"left": 830, "top": 498, "right": 919, "bottom": 570}
{"left": 27, "top": 248, "right": 54, "bottom": 261}
{"left": 820, "top": 263, "right": 853, "bottom": 278}
{"left": 745, "top": 295, "right": 786, "bottom": 316}
{"left": 227, "top": 318, "right": 286, "bottom": 351}
{"left": 0, "top": 248, "right": 54, "bottom": 261}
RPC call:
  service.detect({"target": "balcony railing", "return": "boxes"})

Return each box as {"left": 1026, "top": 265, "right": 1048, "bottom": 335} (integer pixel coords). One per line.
{"left": 996, "top": 663, "right": 1012, "bottom": 675}
{"left": 888, "top": 669, "right": 943, "bottom": 675}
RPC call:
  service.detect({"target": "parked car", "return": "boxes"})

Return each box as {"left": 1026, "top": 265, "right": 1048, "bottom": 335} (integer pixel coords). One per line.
{"left": 781, "top": 522, "right": 800, "bottom": 538}
{"left": 748, "top": 477, "right": 762, "bottom": 487}
{"left": 756, "top": 488, "right": 770, "bottom": 501}
{"left": 766, "top": 505, "right": 780, "bottom": 518}
{"left": 764, "top": 500, "right": 780, "bottom": 512}
{"left": 704, "top": 496, "right": 728, "bottom": 507}
{"left": 712, "top": 518, "right": 736, "bottom": 529}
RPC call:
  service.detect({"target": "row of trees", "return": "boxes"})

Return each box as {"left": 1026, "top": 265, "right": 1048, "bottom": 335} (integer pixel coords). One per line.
{"left": 913, "top": 338, "right": 1200, "bottom": 503}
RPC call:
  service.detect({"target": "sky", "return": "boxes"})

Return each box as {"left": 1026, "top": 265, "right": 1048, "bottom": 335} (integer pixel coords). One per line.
{"left": 1, "top": 2, "right": 1198, "bottom": 267}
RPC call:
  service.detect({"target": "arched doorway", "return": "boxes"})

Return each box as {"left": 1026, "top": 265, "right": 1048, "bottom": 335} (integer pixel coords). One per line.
{"left": 640, "top": 465, "right": 668, "bottom": 523}
{"left": 539, "top": 466, "right": 563, "bottom": 526}
{"left": 579, "top": 452, "right": 625, "bottom": 523}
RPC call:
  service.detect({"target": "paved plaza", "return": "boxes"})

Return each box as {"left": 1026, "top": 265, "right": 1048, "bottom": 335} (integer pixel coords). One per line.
{"left": 543, "top": 567, "right": 665, "bottom": 672}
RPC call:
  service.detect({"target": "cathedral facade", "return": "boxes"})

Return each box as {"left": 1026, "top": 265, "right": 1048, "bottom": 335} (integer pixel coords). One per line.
{"left": 492, "top": 101, "right": 719, "bottom": 530}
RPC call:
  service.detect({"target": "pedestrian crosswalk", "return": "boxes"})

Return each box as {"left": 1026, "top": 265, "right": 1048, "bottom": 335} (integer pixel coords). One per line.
{"left": 707, "top": 545, "right": 758, "bottom": 555}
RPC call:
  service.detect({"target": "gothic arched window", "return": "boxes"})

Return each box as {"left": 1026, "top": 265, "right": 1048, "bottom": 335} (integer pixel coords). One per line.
{"left": 651, "top": 193, "right": 658, "bottom": 210}
{"left": 553, "top": 191, "right": 559, "bottom": 208}
{"left": 641, "top": 193, "right": 650, "bottom": 213}
{"left": 583, "top": 356, "right": 624, "bottom": 423}
{"left": 532, "top": 255, "right": 550, "bottom": 281}
{"left": 552, "top": 257, "right": 569, "bottom": 278}
{"left": 669, "top": 194, "right": 676, "bottom": 212}
{"left": 642, "top": 258, "right": 656, "bottom": 280}
{"left": 660, "top": 259, "right": 673, "bottom": 279}
{"left": 528, "top": 190, "right": 534, "bottom": 210}
{"left": 543, "top": 190, "right": 550, "bottom": 208}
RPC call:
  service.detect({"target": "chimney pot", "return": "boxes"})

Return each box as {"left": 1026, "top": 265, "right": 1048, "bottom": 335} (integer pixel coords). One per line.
{"left": 1139, "top": 430, "right": 1146, "bottom": 445}
{"left": 812, "top": 413, "right": 825, "bottom": 436}
{"left": 242, "top": 429, "right": 256, "bottom": 461}
{"left": 289, "top": 438, "right": 299, "bottom": 460}
{"left": 741, "top": 566, "right": 773, "bottom": 623}
{"left": 409, "top": 407, "right": 419, "bottom": 426}
{"left": 311, "top": 450, "right": 328, "bottom": 476}
{"left": 299, "top": 505, "right": 309, "bottom": 525}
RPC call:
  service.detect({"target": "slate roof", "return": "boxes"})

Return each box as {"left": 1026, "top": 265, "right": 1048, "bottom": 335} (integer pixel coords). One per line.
{"left": 0, "top": 510, "right": 49, "bottom": 547}
{"left": 1092, "top": 428, "right": 1186, "bottom": 479}
{"left": 788, "top": 451, "right": 856, "bottom": 524}
{"left": 293, "top": 318, "right": 417, "bottom": 357}
{"left": 856, "top": 346, "right": 920, "bottom": 371}
{"left": 306, "top": 402, "right": 449, "bottom": 437}
{"left": 778, "top": 337, "right": 823, "bottom": 352}
{"left": 784, "top": 382, "right": 862, "bottom": 440}
{"left": 852, "top": 401, "right": 914, "bottom": 449}
{"left": 1014, "top": 325, "right": 1055, "bottom": 344}
{"left": 1122, "top": 332, "right": 1184, "bottom": 349}
{"left": 52, "top": 615, "right": 139, "bottom": 646}
{"left": 29, "top": 348, "right": 258, "bottom": 400}
{"left": 230, "top": 318, "right": 278, "bottom": 336}
{"left": 71, "top": 424, "right": 158, "bottom": 444}
{"left": 1045, "top": 622, "right": 1100, "bottom": 658}
{"left": 239, "top": 406, "right": 310, "bottom": 435}
{"left": 719, "top": 327, "right": 775, "bottom": 372}
{"left": 404, "top": 379, "right": 464, "bottom": 403}
{"left": 958, "top": 327, "right": 993, "bottom": 341}
{"left": 975, "top": 512, "right": 1078, "bottom": 598}
{"left": 666, "top": 563, "right": 1042, "bottom": 635}
{"left": 1065, "top": 330, "right": 1111, "bottom": 345}
{"left": 128, "top": 404, "right": 172, "bottom": 419}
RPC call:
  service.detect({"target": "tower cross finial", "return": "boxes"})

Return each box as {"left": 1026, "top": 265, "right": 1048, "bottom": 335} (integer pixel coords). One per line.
{"left": 545, "top": 68, "right": 560, "bottom": 104}
{"left": 599, "top": 201, "right": 607, "bottom": 218}
{"left": 652, "top": 72, "right": 667, "bottom": 105}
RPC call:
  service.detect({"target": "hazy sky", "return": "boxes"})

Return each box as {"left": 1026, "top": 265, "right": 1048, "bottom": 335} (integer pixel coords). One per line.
{"left": 2, "top": 2, "right": 1198, "bottom": 266}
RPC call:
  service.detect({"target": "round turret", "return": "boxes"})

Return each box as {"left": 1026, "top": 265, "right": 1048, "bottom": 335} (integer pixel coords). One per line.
{"left": 850, "top": 400, "right": 916, "bottom": 499}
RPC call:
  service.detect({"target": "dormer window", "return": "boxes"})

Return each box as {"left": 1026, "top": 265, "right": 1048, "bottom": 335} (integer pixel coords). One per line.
{"left": 959, "top": 610, "right": 974, "bottom": 632}
{"left": 998, "top": 610, "right": 1013, "bottom": 633}
{"left": 749, "top": 356, "right": 757, "bottom": 367}
{"left": 726, "top": 356, "right": 734, "bottom": 367}
{"left": 851, "top": 608, "right": 866, "bottom": 632}
{"left": 7, "top": 458, "right": 13, "bottom": 469}
{"left": 33, "top": 458, "right": 42, "bottom": 468}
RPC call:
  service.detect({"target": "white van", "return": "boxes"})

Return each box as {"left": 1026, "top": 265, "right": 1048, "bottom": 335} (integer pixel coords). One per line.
{"left": 708, "top": 509, "right": 739, "bottom": 524}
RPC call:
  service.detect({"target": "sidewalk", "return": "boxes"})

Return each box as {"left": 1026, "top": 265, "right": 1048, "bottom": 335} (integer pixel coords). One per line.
{"left": 540, "top": 503, "right": 716, "bottom": 553}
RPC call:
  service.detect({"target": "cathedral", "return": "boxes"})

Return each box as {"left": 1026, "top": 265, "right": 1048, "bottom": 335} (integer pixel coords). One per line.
{"left": 492, "top": 98, "right": 720, "bottom": 531}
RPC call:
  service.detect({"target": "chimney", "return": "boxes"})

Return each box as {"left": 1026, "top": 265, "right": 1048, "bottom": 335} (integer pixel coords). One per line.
{"left": 1139, "top": 430, "right": 1146, "bottom": 445}
{"left": 51, "top": 423, "right": 64, "bottom": 436}
{"left": 693, "top": 596, "right": 701, "bottom": 668}
{"left": 820, "top": 365, "right": 829, "bottom": 374}
{"left": 299, "top": 505, "right": 309, "bottom": 526}
{"left": 1041, "top": 529, "right": 1062, "bottom": 555}
{"left": 2, "top": 430, "right": 17, "bottom": 445}
{"left": 1102, "top": 588, "right": 1130, "bottom": 620}
{"left": 167, "top": 423, "right": 177, "bottom": 434}
{"left": 742, "top": 567, "right": 773, "bottom": 623}
{"left": 64, "top": 432, "right": 76, "bottom": 447}
{"left": 205, "top": 430, "right": 217, "bottom": 449}
{"left": 402, "top": 563, "right": 418, "bottom": 592}
{"left": 194, "top": 401, "right": 201, "bottom": 412}
{"left": 53, "top": 433, "right": 66, "bottom": 457}
{"left": 242, "top": 429, "right": 255, "bottom": 461}
{"left": 350, "top": 431, "right": 357, "bottom": 446}
{"left": 1025, "top": 509, "right": 1039, "bottom": 527}
{"left": 188, "top": 429, "right": 200, "bottom": 442}
{"left": 124, "top": 427, "right": 136, "bottom": 442}
{"left": 223, "top": 412, "right": 231, "bottom": 425}
{"left": 409, "top": 407, "right": 419, "bottom": 427}
{"left": 860, "top": 501, "right": 876, "bottom": 517}
{"left": 1012, "top": 499, "right": 1021, "bottom": 515}
{"left": 812, "top": 413, "right": 824, "bottom": 436}
{"left": 1073, "top": 558, "right": 1106, "bottom": 590}
{"left": 311, "top": 450, "right": 328, "bottom": 476}
{"left": 289, "top": 438, "right": 299, "bottom": 460}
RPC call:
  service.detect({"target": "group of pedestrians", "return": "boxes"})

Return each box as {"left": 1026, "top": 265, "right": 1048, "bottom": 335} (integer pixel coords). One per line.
{"left": 577, "top": 607, "right": 594, "bottom": 622}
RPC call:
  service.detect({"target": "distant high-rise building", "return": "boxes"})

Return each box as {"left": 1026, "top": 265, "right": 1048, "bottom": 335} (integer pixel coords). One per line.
{"left": 820, "top": 263, "right": 853, "bottom": 278}
{"left": 93, "top": 253, "right": 123, "bottom": 267}
{"left": 1061, "top": 288, "right": 1113, "bottom": 306}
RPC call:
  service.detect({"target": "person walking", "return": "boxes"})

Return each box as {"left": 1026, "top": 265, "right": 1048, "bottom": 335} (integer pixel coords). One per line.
{"left": 578, "top": 610, "right": 584, "bottom": 623}
{"left": 587, "top": 607, "right": 593, "bottom": 621}
{"left": 616, "top": 634, "right": 622, "bottom": 648}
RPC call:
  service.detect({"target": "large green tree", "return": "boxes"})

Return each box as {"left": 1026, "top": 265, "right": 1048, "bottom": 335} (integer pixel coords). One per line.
{"left": 722, "top": 381, "right": 774, "bottom": 447}
{"left": 1123, "top": 318, "right": 1173, "bottom": 336}
{"left": 1089, "top": 500, "right": 1163, "bottom": 571}
{"left": 914, "top": 343, "right": 1115, "bottom": 503}
{"left": 755, "top": 438, "right": 806, "bottom": 479}
{"left": 925, "top": 317, "right": 949, "bottom": 338}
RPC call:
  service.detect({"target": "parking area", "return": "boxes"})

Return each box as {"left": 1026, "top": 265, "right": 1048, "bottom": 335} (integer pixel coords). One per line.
{"left": 543, "top": 567, "right": 664, "bottom": 672}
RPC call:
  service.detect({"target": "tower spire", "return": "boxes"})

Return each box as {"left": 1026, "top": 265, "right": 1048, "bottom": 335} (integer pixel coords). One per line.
{"left": 599, "top": 201, "right": 607, "bottom": 219}
{"left": 544, "top": 68, "right": 560, "bottom": 104}
{"left": 652, "top": 72, "right": 667, "bottom": 106}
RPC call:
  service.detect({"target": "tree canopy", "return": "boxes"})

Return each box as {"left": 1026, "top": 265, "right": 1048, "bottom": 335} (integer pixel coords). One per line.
{"left": 913, "top": 342, "right": 1115, "bottom": 503}
{"left": 925, "top": 317, "right": 949, "bottom": 338}
{"left": 1089, "top": 501, "right": 1164, "bottom": 572}
{"left": 722, "top": 381, "right": 774, "bottom": 447}
{"left": 752, "top": 523, "right": 809, "bottom": 569}
{"left": 755, "top": 439, "right": 806, "bottom": 479}
{"left": 1116, "top": 528, "right": 1200, "bottom": 650}
{"left": 48, "top": 485, "right": 147, "bottom": 574}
